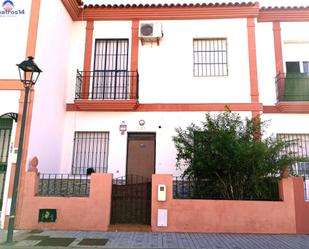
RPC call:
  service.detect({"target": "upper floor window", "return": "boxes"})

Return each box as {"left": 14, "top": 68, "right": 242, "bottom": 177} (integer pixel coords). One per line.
{"left": 286, "top": 61, "right": 309, "bottom": 74}
{"left": 92, "top": 39, "right": 129, "bottom": 99}
{"left": 193, "top": 38, "right": 228, "bottom": 77}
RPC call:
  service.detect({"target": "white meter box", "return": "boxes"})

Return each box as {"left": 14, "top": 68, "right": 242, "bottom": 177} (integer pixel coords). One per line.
{"left": 158, "top": 184, "right": 166, "bottom": 201}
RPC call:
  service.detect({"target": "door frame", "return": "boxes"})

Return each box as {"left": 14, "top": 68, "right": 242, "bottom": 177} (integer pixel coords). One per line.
{"left": 125, "top": 132, "right": 156, "bottom": 179}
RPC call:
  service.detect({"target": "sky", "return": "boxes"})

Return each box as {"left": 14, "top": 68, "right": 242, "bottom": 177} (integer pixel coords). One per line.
{"left": 82, "top": 0, "right": 309, "bottom": 7}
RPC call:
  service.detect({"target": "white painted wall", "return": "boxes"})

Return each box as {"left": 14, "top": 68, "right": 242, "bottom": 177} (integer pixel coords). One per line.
{"left": 65, "top": 19, "right": 251, "bottom": 104}
{"left": 138, "top": 19, "right": 251, "bottom": 103}
{"left": 283, "top": 43, "right": 309, "bottom": 64}
{"left": 262, "top": 114, "right": 309, "bottom": 137}
{"left": 255, "top": 22, "right": 277, "bottom": 105}
{"left": 60, "top": 111, "right": 251, "bottom": 177}
{"left": 66, "top": 21, "right": 86, "bottom": 101}
{"left": 0, "top": 0, "right": 32, "bottom": 79}
{"left": 26, "top": 0, "right": 74, "bottom": 173}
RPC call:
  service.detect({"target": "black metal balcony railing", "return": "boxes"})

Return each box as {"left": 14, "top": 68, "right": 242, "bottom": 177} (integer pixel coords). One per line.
{"left": 75, "top": 70, "right": 139, "bottom": 100}
{"left": 275, "top": 73, "right": 309, "bottom": 101}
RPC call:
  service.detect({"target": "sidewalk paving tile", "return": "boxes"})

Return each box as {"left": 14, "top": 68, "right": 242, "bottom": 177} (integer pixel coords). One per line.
{"left": 1, "top": 230, "right": 309, "bottom": 248}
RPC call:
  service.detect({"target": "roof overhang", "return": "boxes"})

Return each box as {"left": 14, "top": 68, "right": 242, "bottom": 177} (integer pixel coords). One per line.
{"left": 258, "top": 6, "right": 309, "bottom": 22}
{"left": 61, "top": 1, "right": 260, "bottom": 21}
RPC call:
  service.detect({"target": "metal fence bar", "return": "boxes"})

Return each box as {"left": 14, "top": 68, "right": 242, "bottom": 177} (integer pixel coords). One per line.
{"left": 193, "top": 38, "right": 228, "bottom": 77}
{"left": 75, "top": 70, "right": 139, "bottom": 100}
{"left": 173, "top": 176, "right": 280, "bottom": 201}
{"left": 71, "top": 131, "right": 109, "bottom": 175}
{"left": 38, "top": 174, "right": 90, "bottom": 197}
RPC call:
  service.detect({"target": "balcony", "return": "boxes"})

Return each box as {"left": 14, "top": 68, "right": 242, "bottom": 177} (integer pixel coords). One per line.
{"left": 276, "top": 73, "right": 309, "bottom": 101}
{"left": 275, "top": 73, "right": 309, "bottom": 113}
{"left": 73, "top": 70, "right": 139, "bottom": 111}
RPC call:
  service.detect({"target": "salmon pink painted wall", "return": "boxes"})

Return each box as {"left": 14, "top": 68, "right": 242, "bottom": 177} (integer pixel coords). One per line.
{"left": 293, "top": 177, "right": 309, "bottom": 234}
{"left": 16, "top": 173, "right": 112, "bottom": 231}
{"left": 151, "top": 174, "right": 302, "bottom": 234}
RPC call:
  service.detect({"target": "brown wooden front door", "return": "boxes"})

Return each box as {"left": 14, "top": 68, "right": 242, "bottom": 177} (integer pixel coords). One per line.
{"left": 110, "top": 133, "right": 155, "bottom": 224}
{"left": 126, "top": 133, "right": 155, "bottom": 179}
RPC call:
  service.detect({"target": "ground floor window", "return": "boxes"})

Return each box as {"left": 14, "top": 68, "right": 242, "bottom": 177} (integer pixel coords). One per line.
{"left": 0, "top": 118, "right": 13, "bottom": 209}
{"left": 277, "top": 133, "right": 309, "bottom": 174}
{"left": 278, "top": 133, "right": 309, "bottom": 200}
{"left": 71, "top": 131, "right": 109, "bottom": 174}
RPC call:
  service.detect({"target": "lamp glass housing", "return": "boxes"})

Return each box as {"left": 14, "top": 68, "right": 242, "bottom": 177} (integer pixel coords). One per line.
{"left": 17, "top": 56, "right": 42, "bottom": 88}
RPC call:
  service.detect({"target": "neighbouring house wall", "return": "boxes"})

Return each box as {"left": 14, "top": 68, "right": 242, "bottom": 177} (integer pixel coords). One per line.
{"left": 281, "top": 22, "right": 309, "bottom": 66}
{"left": 16, "top": 172, "right": 112, "bottom": 231}
{"left": 0, "top": 91, "right": 20, "bottom": 114}
{"left": 60, "top": 111, "right": 251, "bottom": 177}
{"left": 255, "top": 21, "right": 309, "bottom": 106}
{"left": 261, "top": 114, "right": 309, "bottom": 137}
{"left": 0, "top": 0, "right": 31, "bottom": 79}
{"left": 26, "top": 0, "right": 75, "bottom": 173}
{"left": 0, "top": 91, "right": 20, "bottom": 227}
{"left": 151, "top": 175, "right": 299, "bottom": 234}
{"left": 293, "top": 177, "right": 309, "bottom": 233}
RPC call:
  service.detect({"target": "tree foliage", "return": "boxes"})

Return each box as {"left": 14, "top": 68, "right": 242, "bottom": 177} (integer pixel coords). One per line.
{"left": 173, "top": 111, "right": 297, "bottom": 200}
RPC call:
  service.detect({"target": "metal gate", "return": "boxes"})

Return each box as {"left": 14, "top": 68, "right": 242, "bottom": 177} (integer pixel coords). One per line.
{"left": 111, "top": 175, "right": 151, "bottom": 224}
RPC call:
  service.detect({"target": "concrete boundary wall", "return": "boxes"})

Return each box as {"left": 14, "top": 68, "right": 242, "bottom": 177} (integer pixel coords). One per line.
{"left": 16, "top": 173, "right": 112, "bottom": 231}
{"left": 152, "top": 174, "right": 309, "bottom": 234}
{"left": 15, "top": 172, "right": 309, "bottom": 233}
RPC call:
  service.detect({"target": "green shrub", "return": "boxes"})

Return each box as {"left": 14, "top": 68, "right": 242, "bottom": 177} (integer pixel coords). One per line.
{"left": 173, "top": 111, "right": 298, "bottom": 200}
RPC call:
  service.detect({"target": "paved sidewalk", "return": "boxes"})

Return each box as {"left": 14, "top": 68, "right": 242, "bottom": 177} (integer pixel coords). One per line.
{"left": 0, "top": 230, "right": 309, "bottom": 249}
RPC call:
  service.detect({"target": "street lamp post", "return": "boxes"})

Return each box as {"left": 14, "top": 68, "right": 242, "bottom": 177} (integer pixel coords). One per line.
{"left": 6, "top": 56, "right": 42, "bottom": 244}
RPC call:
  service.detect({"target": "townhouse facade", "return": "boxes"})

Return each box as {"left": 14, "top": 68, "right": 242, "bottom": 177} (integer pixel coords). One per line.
{"left": 0, "top": 0, "right": 309, "bottom": 231}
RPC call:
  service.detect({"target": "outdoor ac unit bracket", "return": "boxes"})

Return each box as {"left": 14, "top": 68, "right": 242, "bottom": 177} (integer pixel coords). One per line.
{"left": 139, "top": 23, "right": 163, "bottom": 46}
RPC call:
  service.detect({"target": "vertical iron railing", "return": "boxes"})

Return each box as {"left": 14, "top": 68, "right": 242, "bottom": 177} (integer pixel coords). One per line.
{"left": 277, "top": 134, "right": 309, "bottom": 159}
{"left": 173, "top": 176, "right": 280, "bottom": 200}
{"left": 278, "top": 134, "right": 309, "bottom": 201}
{"left": 136, "top": 71, "right": 139, "bottom": 100}
{"left": 111, "top": 175, "right": 151, "bottom": 224}
{"left": 193, "top": 38, "right": 228, "bottom": 77}
{"left": 38, "top": 174, "right": 90, "bottom": 197}
{"left": 71, "top": 131, "right": 109, "bottom": 175}
{"left": 75, "top": 69, "right": 83, "bottom": 99}
{"left": 75, "top": 70, "right": 139, "bottom": 100}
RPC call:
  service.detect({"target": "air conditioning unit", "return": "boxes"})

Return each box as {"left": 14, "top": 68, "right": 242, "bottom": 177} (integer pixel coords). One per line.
{"left": 139, "top": 23, "right": 163, "bottom": 45}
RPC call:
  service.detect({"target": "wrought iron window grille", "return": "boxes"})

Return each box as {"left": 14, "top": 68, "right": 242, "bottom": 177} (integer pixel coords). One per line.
{"left": 71, "top": 131, "right": 109, "bottom": 175}
{"left": 193, "top": 38, "right": 228, "bottom": 77}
